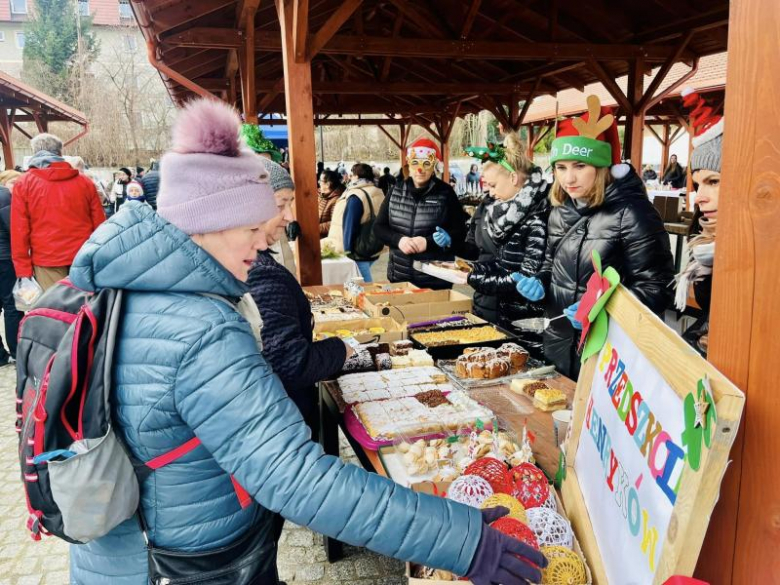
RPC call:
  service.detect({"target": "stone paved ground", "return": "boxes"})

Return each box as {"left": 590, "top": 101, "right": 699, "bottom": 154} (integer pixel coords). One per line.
{"left": 0, "top": 360, "right": 404, "bottom": 584}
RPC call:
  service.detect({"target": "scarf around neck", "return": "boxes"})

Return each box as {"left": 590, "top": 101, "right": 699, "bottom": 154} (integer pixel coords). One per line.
{"left": 674, "top": 216, "right": 716, "bottom": 310}
{"left": 485, "top": 167, "right": 548, "bottom": 244}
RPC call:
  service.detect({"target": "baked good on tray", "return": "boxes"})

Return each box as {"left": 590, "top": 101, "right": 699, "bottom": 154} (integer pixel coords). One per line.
{"left": 353, "top": 390, "right": 493, "bottom": 441}
{"left": 454, "top": 343, "right": 529, "bottom": 379}
{"left": 511, "top": 379, "right": 551, "bottom": 397}
{"left": 337, "top": 366, "right": 452, "bottom": 404}
{"left": 532, "top": 387, "right": 567, "bottom": 412}
{"left": 412, "top": 325, "right": 508, "bottom": 347}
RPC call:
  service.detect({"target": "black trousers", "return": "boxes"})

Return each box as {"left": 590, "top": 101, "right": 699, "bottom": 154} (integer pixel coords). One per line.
{"left": 0, "top": 259, "right": 22, "bottom": 358}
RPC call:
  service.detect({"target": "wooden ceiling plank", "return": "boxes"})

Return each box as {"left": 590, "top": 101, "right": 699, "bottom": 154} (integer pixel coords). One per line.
{"left": 149, "top": 0, "right": 238, "bottom": 35}
{"left": 588, "top": 59, "right": 632, "bottom": 112}
{"left": 637, "top": 30, "right": 694, "bottom": 112}
{"left": 380, "top": 10, "right": 404, "bottom": 81}
{"left": 460, "top": 0, "right": 483, "bottom": 39}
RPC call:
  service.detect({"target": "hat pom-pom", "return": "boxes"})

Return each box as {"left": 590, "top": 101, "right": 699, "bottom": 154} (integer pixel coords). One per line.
{"left": 171, "top": 98, "right": 241, "bottom": 157}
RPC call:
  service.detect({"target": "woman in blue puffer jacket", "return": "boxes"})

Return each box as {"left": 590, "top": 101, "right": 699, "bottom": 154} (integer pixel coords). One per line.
{"left": 66, "top": 99, "right": 545, "bottom": 585}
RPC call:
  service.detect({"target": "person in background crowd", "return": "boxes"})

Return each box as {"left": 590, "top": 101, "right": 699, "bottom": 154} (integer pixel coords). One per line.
{"left": 258, "top": 158, "right": 299, "bottom": 278}
{"left": 0, "top": 179, "right": 23, "bottom": 365}
{"left": 459, "top": 136, "right": 549, "bottom": 357}
{"left": 10, "top": 133, "right": 105, "bottom": 291}
{"left": 374, "top": 137, "right": 468, "bottom": 289}
{"left": 316, "top": 161, "right": 325, "bottom": 182}
{"left": 64, "top": 97, "right": 545, "bottom": 585}
{"left": 457, "top": 177, "right": 498, "bottom": 322}
{"left": 675, "top": 88, "right": 725, "bottom": 355}
{"left": 139, "top": 160, "right": 160, "bottom": 210}
{"left": 396, "top": 163, "right": 408, "bottom": 183}
{"left": 327, "top": 163, "right": 385, "bottom": 282}
{"left": 515, "top": 96, "right": 674, "bottom": 378}
{"left": 378, "top": 166, "right": 396, "bottom": 196}
{"left": 135, "top": 166, "right": 145, "bottom": 179}
{"left": 642, "top": 164, "right": 658, "bottom": 182}
{"left": 318, "top": 169, "right": 344, "bottom": 238}
{"left": 69, "top": 157, "right": 109, "bottom": 206}
{"left": 111, "top": 166, "right": 133, "bottom": 213}
{"left": 126, "top": 180, "right": 146, "bottom": 203}
{"left": 661, "top": 154, "right": 686, "bottom": 188}
{"left": 466, "top": 163, "right": 480, "bottom": 190}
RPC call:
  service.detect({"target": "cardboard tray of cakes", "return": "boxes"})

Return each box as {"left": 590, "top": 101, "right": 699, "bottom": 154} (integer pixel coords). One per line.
{"left": 407, "top": 322, "right": 520, "bottom": 360}
{"left": 412, "top": 260, "right": 472, "bottom": 285}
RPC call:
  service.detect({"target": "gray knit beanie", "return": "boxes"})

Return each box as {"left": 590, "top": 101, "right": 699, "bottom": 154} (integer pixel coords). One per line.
{"left": 689, "top": 132, "right": 722, "bottom": 173}
{"left": 682, "top": 87, "right": 724, "bottom": 173}
{"left": 261, "top": 158, "right": 295, "bottom": 193}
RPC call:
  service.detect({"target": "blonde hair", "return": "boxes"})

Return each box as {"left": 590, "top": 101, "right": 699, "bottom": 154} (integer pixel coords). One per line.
{"left": 0, "top": 170, "right": 22, "bottom": 186}
{"left": 483, "top": 133, "right": 533, "bottom": 179}
{"left": 550, "top": 166, "right": 612, "bottom": 207}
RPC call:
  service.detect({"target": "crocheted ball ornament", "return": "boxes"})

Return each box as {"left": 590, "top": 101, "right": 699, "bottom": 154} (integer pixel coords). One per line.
{"left": 491, "top": 517, "right": 539, "bottom": 550}
{"left": 540, "top": 546, "right": 587, "bottom": 585}
{"left": 464, "top": 457, "right": 514, "bottom": 495}
{"left": 512, "top": 462, "right": 550, "bottom": 508}
{"left": 527, "top": 508, "right": 574, "bottom": 549}
{"left": 447, "top": 474, "right": 494, "bottom": 508}
{"left": 480, "top": 493, "right": 527, "bottom": 523}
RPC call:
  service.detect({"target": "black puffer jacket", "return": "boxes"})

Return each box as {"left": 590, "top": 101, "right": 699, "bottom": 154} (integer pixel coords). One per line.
{"left": 247, "top": 250, "right": 347, "bottom": 431}
{"left": 539, "top": 166, "right": 675, "bottom": 378}
{"left": 458, "top": 195, "right": 499, "bottom": 322}
{"left": 0, "top": 186, "right": 11, "bottom": 261}
{"left": 467, "top": 180, "right": 549, "bottom": 358}
{"left": 374, "top": 176, "right": 468, "bottom": 289}
{"left": 139, "top": 170, "right": 160, "bottom": 210}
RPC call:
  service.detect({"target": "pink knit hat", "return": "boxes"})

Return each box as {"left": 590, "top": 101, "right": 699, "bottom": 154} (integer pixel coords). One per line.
{"left": 157, "top": 98, "right": 277, "bottom": 234}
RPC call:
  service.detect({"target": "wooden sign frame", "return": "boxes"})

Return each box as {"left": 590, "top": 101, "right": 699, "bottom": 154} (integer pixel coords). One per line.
{"left": 562, "top": 287, "right": 745, "bottom": 585}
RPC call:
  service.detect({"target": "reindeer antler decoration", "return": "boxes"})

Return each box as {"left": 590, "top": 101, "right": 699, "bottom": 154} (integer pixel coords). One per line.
{"left": 572, "top": 95, "right": 614, "bottom": 139}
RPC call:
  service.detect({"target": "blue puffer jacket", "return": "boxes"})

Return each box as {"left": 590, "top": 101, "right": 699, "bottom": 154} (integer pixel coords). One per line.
{"left": 67, "top": 202, "right": 482, "bottom": 584}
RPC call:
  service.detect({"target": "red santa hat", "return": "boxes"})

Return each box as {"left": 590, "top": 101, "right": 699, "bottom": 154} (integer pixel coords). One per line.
{"left": 554, "top": 102, "right": 622, "bottom": 166}
{"left": 407, "top": 137, "right": 441, "bottom": 161}
{"left": 681, "top": 87, "right": 724, "bottom": 149}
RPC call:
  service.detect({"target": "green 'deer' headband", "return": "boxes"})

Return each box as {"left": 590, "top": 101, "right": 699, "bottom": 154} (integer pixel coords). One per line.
{"left": 550, "top": 95, "right": 616, "bottom": 169}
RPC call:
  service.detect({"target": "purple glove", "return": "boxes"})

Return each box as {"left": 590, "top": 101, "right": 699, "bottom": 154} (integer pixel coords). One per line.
{"left": 467, "top": 507, "right": 547, "bottom": 585}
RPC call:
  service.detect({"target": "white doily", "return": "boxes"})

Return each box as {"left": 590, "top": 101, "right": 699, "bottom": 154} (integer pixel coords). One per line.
{"left": 447, "top": 475, "right": 494, "bottom": 508}
{"left": 526, "top": 507, "right": 574, "bottom": 548}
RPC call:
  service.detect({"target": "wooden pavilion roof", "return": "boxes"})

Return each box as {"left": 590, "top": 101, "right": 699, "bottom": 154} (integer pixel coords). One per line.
{"left": 129, "top": 0, "right": 730, "bottom": 123}
{"left": 0, "top": 70, "right": 88, "bottom": 126}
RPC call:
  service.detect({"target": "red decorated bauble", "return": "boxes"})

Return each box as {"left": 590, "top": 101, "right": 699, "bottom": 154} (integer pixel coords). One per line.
{"left": 491, "top": 517, "right": 540, "bottom": 550}
{"left": 464, "top": 457, "right": 514, "bottom": 495}
{"left": 512, "top": 462, "right": 550, "bottom": 509}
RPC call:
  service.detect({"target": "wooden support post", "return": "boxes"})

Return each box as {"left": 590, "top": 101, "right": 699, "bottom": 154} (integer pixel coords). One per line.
{"left": 0, "top": 109, "right": 14, "bottom": 170}
{"left": 624, "top": 57, "right": 645, "bottom": 167}
{"left": 277, "top": 0, "right": 322, "bottom": 286}
{"left": 700, "top": 0, "right": 780, "bottom": 583}
{"left": 32, "top": 111, "right": 48, "bottom": 133}
{"left": 400, "top": 123, "right": 409, "bottom": 167}
{"left": 660, "top": 123, "right": 671, "bottom": 176}
{"left": 242, "top": 22, "right": 257, "bottom": 122}
{"left": 526, "top": 125, "right": 535, "bottom": 160}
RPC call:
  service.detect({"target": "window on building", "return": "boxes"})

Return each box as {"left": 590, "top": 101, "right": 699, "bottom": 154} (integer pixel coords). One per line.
{"left": 15, "top": 31, "right": 25, "bottom": 48}
{"left": 10, "top": 0, "right": 27, "bottom": 14}
{"left": 123, "top": 34, "right": 137, "bottom": 51}
{"left": 78, "top": 0, "right": 89, "bottom": 16}
{"left": 119, "top": 0, "right": 132, "bottom": 19}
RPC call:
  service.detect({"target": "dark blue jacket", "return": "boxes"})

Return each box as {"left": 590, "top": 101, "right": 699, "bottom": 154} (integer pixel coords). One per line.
{"left": 139, "top": 170, "right": 159, "bottom": 210}
{"left": 0, "top": 186, "right": 11, "bottom": 261}
{"left": 247, "top": 250, "right": 346, "bottom": 425}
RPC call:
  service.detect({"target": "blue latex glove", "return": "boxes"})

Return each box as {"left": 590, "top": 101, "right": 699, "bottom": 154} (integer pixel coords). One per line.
{"left": 467, "top": 506, "right": 547, "bottom": 585}
{"left": 511, "top": 273, "right": 545, "bottom": 301}
{"left": 564, "top": 301, "right": 582, "bottom": 329}
{"left": 432, "top": 226, "right": 452, "bottom": 249}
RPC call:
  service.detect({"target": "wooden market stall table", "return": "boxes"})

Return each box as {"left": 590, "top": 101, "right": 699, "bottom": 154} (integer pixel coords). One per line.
{"left": 664, "top": 221, "right": 691, "bottom": 274}
{"left": 321, "top": 256, "right": 360, "bottom": 285}
{"left": 317, "top": 374, "right": 577, "bottom": 562}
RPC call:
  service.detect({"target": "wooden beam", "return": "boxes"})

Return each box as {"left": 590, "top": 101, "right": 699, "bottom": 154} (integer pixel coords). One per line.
{"left": 276, "top": 0, "right": 321, "bottom": 286}
{"left": 293, "top": 0, "right": 309, "bottom": 62}
{"left": 162, "top": 27, "right": 241, "bottom": 49}
{"left": 646, "top": 124, "right": 664, "bottom": 144}
{"left": 0, "top": 110, "right": 14, "bottom": 170}
{"left": 12, "top": 122, "right": 32, "bottom": 140}
{"left": 257, "top": 78, "right": 285, "bottom": 113}
{"left": 660, "top": 124, "right": 671, "bottom": 175}
{"left": 587, "top": 59, "right": 632, "bottom": 113}
{"left": 255, "top": 80, "right": 540, "bottom": 95}
{"left": 624, "top": 57, "right": 645, "bottom": 167}
{"left": 307, "top": 0, "right": 363, "bottom": 59}
{"left": 380, "top": 12, "right": 404, "bottom": 82}
{"left": 385, "top": 0, "right": 447, "bottom": 39}
{"left": 548, "top": 0, "right": 559, "bottom": 40}
{"left": 377, "top": 125, "right": 403, "bottom": 149}
{"left": 517, "top": 76, "right": 542, "bottom": 127}
{"left": 700, "top": 0, "right": 780, "bottom": 582}
{"left": 636, "top": 30, "right": 694, "bottom": 112}
{"left": 195, "top": 77, "right": 231, "bottom": 90}
{"left": 460, "top": 0, "right": 483, "bottom": 39}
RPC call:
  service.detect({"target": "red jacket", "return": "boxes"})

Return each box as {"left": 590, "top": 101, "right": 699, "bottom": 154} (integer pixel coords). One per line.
{"left": 11, "top": 161, "right": 105, "bottom": 277}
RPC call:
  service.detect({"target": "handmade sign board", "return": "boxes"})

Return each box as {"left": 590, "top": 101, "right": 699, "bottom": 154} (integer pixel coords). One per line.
{"left": 561, "top": 286, "right": 744, "bottom": 585}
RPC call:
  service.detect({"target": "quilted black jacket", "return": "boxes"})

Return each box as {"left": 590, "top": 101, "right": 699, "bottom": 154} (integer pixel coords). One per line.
{"left": 374, "top": 177, "right": 468, "bottom": 289}
{"left": 467, "top": 194, "right": 549, "bottom": 357}
{"left": 539, "top": 166, "right": 675, "bottom": 378}
{"left": 457, "top": 195, "right": 499, "bottom": 323}
{"left": 247, "top": 250, "right": 346, "bottom": 428}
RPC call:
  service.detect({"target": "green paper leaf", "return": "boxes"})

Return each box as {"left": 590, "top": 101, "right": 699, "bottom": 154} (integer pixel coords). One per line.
{"left": 554, "top": 448, "right": 567, "bottom": 489}
{"left": 592, "top": 250, "right": 603, "bottom": 276}
{"left": 586, "top": 267, "right": 620, "bottom": 324}
{"left": 581, "top": 311, "right": 610, "bottom": 363}
{"left": 446, "top": 435, "right": 460, "bottom": 444}
{"left": 476, "top": 418, "right": 484, "bottom": 431}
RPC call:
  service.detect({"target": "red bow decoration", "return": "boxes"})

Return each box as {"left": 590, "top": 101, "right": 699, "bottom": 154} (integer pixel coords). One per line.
{"left": 575, "top": 253, "right": 611, "bottom": 350}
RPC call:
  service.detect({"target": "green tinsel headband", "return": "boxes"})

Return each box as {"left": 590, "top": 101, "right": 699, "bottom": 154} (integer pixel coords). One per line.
{"left": 464, "top": 143, "right": 515, "bottom": 173}
{"left": 240, "top": 124, "right": 283, "bottom": 163}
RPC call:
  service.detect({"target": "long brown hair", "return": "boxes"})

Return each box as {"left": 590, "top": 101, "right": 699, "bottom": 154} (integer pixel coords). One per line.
{"left": 550, "top": 166, "right": 612, "bottom": 208}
